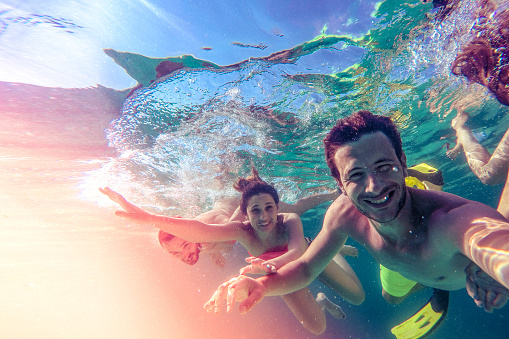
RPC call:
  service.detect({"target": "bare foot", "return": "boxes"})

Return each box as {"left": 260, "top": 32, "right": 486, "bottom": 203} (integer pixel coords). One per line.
{"left": 339, "top": 245, "right": 359, "bottom": 258}
{"left": 446, "top": 110, "right": 471, "bottom": 159}
{"left": 451, "top": 110, "right": 470, "bottom": 130}
{"left": 316, "top": 293, "right": 346, "bottom": 319}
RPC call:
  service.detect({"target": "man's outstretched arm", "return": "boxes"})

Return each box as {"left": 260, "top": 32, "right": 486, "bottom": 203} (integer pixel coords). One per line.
{"left": 204, "top": 203, "right": 351, "bottom": 314}
{"left": 448, "top": 203, "right": 509, "bottom": 311}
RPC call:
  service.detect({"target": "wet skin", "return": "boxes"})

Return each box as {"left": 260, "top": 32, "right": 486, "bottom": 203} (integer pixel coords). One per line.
{"left": 245, "top": 193, "right": 279, "bottom": 235}
{"left": 335, "top": 131, "right": 407, "bottom": 224}
{"left": 163, "top": 238, "right": 201, "bottom": 265}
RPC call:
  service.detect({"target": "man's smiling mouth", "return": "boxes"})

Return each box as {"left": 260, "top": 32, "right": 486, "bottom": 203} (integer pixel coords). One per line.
{"left": 364, "top": 190, "right": 394, "bottom": 206}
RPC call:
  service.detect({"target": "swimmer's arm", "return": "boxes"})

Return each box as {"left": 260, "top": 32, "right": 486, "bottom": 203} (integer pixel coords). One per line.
{"left": 205, "top": 208, "right": 348, "bottom": 314}
{"left": 258, "top": 201, "right": 349, "bottom": 294}
{"left": 447, "top": 203, "right": 509, "bottom": 290}
{"left": 310, "top": 203, "right": 365, "bottom": 305}
{"left": 229, "top": 191, "right": 341, "bottom": 221}
{"left": 100, "top": 187, "right": 245, "bottom": 243}
{"left": 229, "top": 207, "right": 245, "bottom": 222}
{"left": 279, "top": 191, "right": 341, "bottom": 216}
{"left": 265, "top": 213, "right": 308, "bottom": 270}
{"left": 204, "top": 201, "right": 353, "bottom": 314}
{"left": 242, "top": 213, "right": 306, "bottom": 274}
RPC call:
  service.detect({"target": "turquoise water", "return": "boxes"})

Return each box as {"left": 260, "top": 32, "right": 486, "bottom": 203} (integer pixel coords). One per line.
{"left": 1, "top": 0, "right": 509, "bottom": 338}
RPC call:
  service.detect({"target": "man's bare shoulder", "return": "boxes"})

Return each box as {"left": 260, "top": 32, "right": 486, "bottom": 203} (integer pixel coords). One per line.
{"left": 409, "top": 188, "right": 501, "bottom": 219}
{"left": 409, "top": 188, "right": 507, "bottom": 240}
{"left": 324, "top": 194, "right": 364, "bottom": 231}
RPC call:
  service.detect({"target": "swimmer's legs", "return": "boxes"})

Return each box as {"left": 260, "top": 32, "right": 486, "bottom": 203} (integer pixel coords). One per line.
{"left": 448, "top": 110, "right": 509, "bottom": 185}
{"left": 382, "top": 283, "right": 426, "bottom": 305}
{"left": 318, "top": 253, "right": 365, "bottom": 305}
{"left": 281, "top": 288, "right": 326, "bottom": 335}
{"left": 316, "top": 292, "right": 346, "bottom": 319}
{"left": 446, "top": 110, "right": 471, "bottom": 160}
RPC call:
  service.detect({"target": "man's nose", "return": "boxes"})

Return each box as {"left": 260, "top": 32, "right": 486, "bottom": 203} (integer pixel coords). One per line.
{"left": 366, "top": 172, "right": 384, "bottom": 194}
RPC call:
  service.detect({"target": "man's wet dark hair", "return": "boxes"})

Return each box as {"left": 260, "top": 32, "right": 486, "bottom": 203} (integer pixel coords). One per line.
{"left": 233, "top": 168, "right": 279, "bottom": 214}
{"left": 323, "top": 110, "right": 403, "bottom": 187}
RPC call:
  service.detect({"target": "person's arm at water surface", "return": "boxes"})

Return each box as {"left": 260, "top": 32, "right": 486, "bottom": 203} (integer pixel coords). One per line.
{"left": 205, "top": 196, "right": 358, "bottom": 314}
{"left": 443, "top": 198, "right": 509, "bottom": 311}
{"left": 228, "top": 191, "right": 341, "bottom": 222}
{"left": 279, "top": 191, "right": 341, "bottom": 216}
{"left": 100, "top": 187, "right": 246, "bottom": 244}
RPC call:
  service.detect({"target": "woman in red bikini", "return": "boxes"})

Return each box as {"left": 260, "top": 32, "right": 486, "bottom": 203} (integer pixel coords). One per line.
{"left": 100, "top": 170, "right": 364, "bottom": 335}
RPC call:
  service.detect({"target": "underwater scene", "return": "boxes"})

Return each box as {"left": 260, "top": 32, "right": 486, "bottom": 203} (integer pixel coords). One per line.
{"left": 1, "top": 0, "right": 508, "bottom": 338}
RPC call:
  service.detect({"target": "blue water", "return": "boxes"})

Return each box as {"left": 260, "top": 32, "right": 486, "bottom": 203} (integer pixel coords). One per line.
{"left": 1, "top": 0, "right": 509, "bottom": 338}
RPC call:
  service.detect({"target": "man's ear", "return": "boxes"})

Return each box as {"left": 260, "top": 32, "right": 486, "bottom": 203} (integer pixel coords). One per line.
{"left": 400, "top": 152, "right": 408, "bottom": 177}
{"left": 336, "top": 178, "right": 344, "bottom": 191}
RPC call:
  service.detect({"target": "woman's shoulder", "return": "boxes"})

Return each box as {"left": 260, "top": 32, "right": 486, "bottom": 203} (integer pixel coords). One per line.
{"left": 278, "top": 212, "right": 300, "bottom": 222}
{"left": 277, "top": 213, "right": 303, "bottom": 232}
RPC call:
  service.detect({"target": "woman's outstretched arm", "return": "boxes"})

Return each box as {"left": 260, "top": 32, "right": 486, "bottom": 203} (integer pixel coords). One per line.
{"left": 100, "top": 187, "right": 245, "bottom": 244}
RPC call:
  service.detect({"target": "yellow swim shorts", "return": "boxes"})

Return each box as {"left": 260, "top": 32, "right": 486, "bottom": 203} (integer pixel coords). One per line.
{"left": 380, "top": 265, "right": 418, "bottom": 298}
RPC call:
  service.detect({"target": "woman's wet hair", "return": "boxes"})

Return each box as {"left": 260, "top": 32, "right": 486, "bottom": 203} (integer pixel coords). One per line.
{"left": 323, "top": 110, "right": 403, "bottom": 187}
{"left": 451, "top": 3, "right": 509, "bottom": 106}
{"left": 233, "top": 167, "right": 279, "bottom": 214}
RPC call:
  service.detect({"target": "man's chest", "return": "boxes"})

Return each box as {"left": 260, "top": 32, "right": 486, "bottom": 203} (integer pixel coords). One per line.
{"left": 354, "top": 226, "right": 470, "bottom": 290}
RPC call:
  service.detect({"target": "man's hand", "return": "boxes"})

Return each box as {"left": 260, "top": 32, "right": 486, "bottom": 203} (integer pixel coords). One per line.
{"left": 465, "top": 262, "right": 509, "bottom": 312}
{"left": 203, "top": 275, "right": 266, "bottom": 315}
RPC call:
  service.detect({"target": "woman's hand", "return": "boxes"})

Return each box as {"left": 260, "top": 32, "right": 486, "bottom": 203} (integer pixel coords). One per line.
{"left": 203, "top": 275, "right": 266, "bottom": 314}
{"left": 99, "top": 187, "right": 153, "bottom": 222}
{"left": 240, "top": 256, "right": 276, "bottom": 275}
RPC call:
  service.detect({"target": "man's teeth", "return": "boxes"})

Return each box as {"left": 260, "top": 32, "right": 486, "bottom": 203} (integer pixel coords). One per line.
{"left": 371, "top": 195, "right": 389, "bottom": 204}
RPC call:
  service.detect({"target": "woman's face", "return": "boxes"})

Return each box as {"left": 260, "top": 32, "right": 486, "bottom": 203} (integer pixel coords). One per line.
{"left": 246, "top": 193, "right": 279, "bottom": 234}
{"left": 161, "top": 237, "right": 201, "bottom": 265}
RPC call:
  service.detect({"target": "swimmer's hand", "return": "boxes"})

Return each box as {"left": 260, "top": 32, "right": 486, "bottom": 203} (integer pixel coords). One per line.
{"left": 465, "top": 262, "right": 509, "bottom": 312}
{"left": 203, "top": 275, "right": 265, "bottom": 315}
{"left": 240, "top": 257, "right": 276, "bottom": 275}
{"left": 99, "top": 187, "right": 153, "bottom": 222}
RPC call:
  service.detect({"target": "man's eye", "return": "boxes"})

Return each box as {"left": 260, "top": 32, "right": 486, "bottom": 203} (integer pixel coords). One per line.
{"left": 348, "top": 173, "right": 362, "bottom": 180}
{"left": 377, "top": 164, "right": 391, "bottom": 172}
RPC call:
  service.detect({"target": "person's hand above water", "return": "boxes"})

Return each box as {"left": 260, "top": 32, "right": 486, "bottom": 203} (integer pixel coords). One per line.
{"left": 465, "top": 262, "right": 509, "bottom": 312}
{"left": 99, "top": 187, "right": 153, "bottom": 223}
{"left": 203, "top": 275, "right": 266, "bottom": 314}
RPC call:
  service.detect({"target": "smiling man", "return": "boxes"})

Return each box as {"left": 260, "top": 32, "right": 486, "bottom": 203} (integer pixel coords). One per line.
{"left": 205, "top": 110, "right": 509, "bottom": 319}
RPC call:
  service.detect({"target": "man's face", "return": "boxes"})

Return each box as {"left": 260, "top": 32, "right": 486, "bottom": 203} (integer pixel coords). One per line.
{"left": 162, "top": 237, "right": 201, "bottom": 265}
{"left": 333, "top": 132, "right": 407, "bottom": 223}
